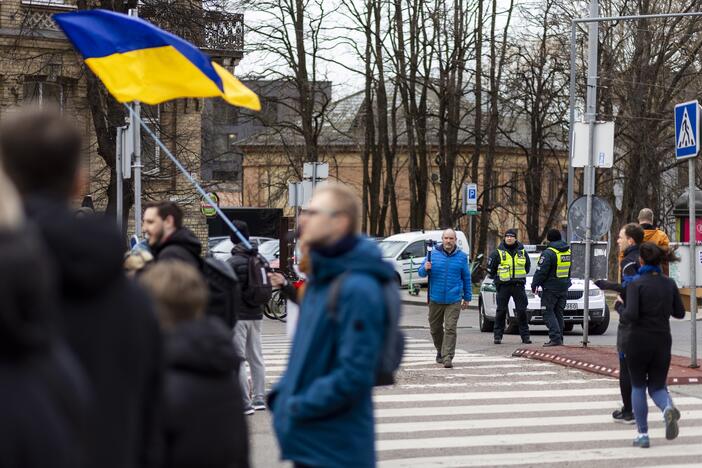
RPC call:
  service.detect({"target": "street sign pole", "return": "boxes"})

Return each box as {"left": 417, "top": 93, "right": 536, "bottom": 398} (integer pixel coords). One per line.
{"left": 581, "top": 0, "right": 599, "bottom": 347}
{"left": 116, "top": 125, "right": 125, "bottom": 231}
{"left": 689, "top": 156, "right": 698, "bottom": 367}
{"left": 129, "top": 7, "right": 142, "bottom": 238}
{"left": 676, "top": 100, "right": 701, "bottom": 368}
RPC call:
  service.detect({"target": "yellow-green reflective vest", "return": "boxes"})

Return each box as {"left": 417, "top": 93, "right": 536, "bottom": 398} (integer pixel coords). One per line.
{"left": 548, "top": 247, "right": 572, "bottom": 278}
{"left": 497, "top": 248, "right": 527, "bottom": 281}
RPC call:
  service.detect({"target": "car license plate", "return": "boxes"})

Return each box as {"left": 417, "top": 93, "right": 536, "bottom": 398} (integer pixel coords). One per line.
{"left": 565, "top": 303, "right": 578, "bottom": 310}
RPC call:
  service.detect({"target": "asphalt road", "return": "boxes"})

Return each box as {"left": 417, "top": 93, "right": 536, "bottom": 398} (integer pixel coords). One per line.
{"left": 247, "top": 302, "right": 702, "bottom": 468}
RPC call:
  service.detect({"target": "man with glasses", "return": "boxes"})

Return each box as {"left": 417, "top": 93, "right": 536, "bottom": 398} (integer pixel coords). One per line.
{"left": 269, "top": 183, "right": 395, "bottom": 468}
{"left": 418, "top": 229, "right": 472, "bottom": 368}
{"left": 486, "top": 229, "right": 532, "bottom": 345}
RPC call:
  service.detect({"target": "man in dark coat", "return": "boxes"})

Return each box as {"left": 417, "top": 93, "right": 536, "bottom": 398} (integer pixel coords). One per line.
{"left": 486, "top": 229, "right": 532, "bottom": 345}
{"left": 532, "top": 229, "right": 572, "bottom": 347}
{"left": 143, "top": 201, "right": 202, "bottom": 268}
{"left": 0, "top": 108, "right": 164, "bottom": 468}
{"left": 140, "top": 261, "right": 250, "bottom": 468}
{"left": 595, "top": 223, "right": 644, "bottom": 425}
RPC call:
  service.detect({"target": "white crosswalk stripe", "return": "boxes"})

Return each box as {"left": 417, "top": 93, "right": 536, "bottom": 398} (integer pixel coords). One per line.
{"left": 260, "top": 334, "right": 702, "bottom": 467}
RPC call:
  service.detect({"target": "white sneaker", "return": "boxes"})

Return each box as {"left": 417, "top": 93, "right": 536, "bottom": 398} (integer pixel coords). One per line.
{"left": 252, "top": 400, "right": 266, "bottom": 411}
{"left": 243, "top": 406, "right": 255, "bottom": 416}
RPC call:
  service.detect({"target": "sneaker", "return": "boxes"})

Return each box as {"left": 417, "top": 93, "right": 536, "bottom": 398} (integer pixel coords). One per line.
{"left": 443, "top": 358, "right": 453, "bottom": 369}
{"left": 632, "top": 433, "right": 650, "bottom": 448}
{"left": 543, "top": 341, "right": 562, "bottom": 347}
{"left": 243, "top": 406, "right": 255, "bottom": 416}
{"left": 612, "top": 408, "right": 635, "bottom": 424}
{"left": 663, "top": 406, "right": 681, "bottom": 440}
{"left": 252, "top": 400, "right": 266, "bottom": 411}
{"left": 435, "top": 352, "right": 443, "bottom": 364}
{"left": 494, "top": 339, "right": 501, "bottom": 345}
{"left": 522, "top": 339, "right": 532, "bottom": 344}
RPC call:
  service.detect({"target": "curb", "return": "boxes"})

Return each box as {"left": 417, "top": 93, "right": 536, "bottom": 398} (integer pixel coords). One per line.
{"left": 513, "top": 347, "right": 702, "bottom": 385}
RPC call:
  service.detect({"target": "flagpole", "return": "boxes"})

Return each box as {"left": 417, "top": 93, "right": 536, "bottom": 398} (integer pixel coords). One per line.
{"left": 125, "top": 103, "right": 252, "bottom": 250}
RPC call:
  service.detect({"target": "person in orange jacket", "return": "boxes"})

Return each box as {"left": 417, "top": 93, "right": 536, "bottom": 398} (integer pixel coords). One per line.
{"left": 618, "top": 208, "right": 671, "bottom": 276}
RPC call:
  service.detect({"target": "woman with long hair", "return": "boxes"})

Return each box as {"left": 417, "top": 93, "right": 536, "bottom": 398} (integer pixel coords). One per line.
{"left": 622, "top": 242, "right": 686, "bottom": 448}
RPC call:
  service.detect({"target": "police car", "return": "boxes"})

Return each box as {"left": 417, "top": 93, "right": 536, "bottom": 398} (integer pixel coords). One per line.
{"left": 478, "top": 245, "right": 610, "bottom": 335}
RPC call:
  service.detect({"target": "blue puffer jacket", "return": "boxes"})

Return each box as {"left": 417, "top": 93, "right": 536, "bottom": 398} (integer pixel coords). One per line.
{"left": 418, "top": 245, "right": 472, "bottom": 304}
{"left": 269, "top": 237, "right": 392, "bottom": 468}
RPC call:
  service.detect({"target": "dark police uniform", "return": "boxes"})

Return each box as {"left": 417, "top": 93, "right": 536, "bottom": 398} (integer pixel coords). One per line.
{"left": 532, "top": 240, "right": 572, "bottom": 344}
{"left": 487, "top": 241, "right": 531, "bottom": 343}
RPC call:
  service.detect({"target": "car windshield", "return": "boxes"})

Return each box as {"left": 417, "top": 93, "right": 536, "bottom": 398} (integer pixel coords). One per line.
{"left": 377, "top": 240, "right": 407, "bottom": 258}
{"left": 258, "top": 240, "right": 279, "bottom": 259}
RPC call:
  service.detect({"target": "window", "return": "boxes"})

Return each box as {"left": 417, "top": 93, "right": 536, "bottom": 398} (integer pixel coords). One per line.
{"left": 140, "top": 104, "right": 160, "bottom": 175}
{"left": 212, "top": 170, "right": 239, "bottom": 181}
{"left": 23, "top": 80, "right": 63, "bottom": 110}
{"left": 401, "top": 241, "right": 426, "bottom": 260}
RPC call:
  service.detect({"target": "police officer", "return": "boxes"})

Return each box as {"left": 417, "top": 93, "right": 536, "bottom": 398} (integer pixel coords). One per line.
{"left": 532, "top": 229, "right": 572, "bottom": 347}
{"left": 487, "top": 229, "right": 531, "bottom": 345}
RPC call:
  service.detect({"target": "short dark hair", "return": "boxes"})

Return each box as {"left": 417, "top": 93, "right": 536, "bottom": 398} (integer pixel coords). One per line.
{"left": 639, "top": 242, "right": 678, "bottom": 267}
{"left": 0, "top": 107, "right": 82, "bottom": 198}
{"left": 145, "top": 201, "right": 183, "bottom": 229}
{"left": 622, "top": 223, "right": 644, "bottom": 244}
{"left": 230, "top": 220, "right": 250, "bottom": 244}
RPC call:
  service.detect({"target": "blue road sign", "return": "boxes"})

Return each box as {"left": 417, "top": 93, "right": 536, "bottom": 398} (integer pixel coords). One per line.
{"left": 463, "top": 183, "right": 478, "bottom": 215}
{"left": 675, "top": 100, "right": 699, "bottom": 159}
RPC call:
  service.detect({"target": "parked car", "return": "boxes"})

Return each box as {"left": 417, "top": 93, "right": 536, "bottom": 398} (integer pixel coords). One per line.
{"left": 377, "top": 230, "right": 470, "bottom": 287}
{"left": 477, "top": 246, "right": 610, "bottom": 335}
{"left": 210, "top": 236, "right": 276, "bottom": 261}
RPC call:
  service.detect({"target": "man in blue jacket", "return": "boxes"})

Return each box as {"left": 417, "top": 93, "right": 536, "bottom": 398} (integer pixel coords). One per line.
{"left": 418, "top": 229, "right": 472, "bottom": 369}
{"left": 269, "top": 183, "right": 392, "bottom": 468}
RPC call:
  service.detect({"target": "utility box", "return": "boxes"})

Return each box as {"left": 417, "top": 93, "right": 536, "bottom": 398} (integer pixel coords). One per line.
{"left": 570, "top": 241, "right": 609, "bottom": 280}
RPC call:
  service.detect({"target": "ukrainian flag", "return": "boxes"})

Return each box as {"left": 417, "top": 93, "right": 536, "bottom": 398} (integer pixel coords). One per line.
{"left": 53, "top": 9, "right": 260, "bottom": 110}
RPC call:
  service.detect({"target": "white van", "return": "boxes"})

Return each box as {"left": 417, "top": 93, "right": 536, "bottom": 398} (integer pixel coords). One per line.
{"left": 377, "top": 230, "right": 470, "bottom": 287}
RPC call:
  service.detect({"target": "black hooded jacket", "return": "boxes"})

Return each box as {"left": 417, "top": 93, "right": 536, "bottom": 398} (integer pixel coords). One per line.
{"left": 226, "top": 244, "right": 263, "bottom": 320}
{"left": 0, "top": 227, "right": 91, "bottom": 468}
{"left": 163, "top": 318, "right": 250, "bottom": 468}
{"left": 487, "top": 241, "right": 532, "bottom": 285}
{"left": 25, "top": 196, "right": 164, "bottom": 468}
{"left": 532, "top": 240, "right": 572, "bottom": 292}
{"left": 152, "top": 227, "right": 202, "bottom": 269}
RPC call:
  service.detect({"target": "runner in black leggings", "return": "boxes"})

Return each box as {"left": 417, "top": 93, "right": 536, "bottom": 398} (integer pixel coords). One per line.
{"left": 622, "top": 243, "right": 686, "bottom": 448}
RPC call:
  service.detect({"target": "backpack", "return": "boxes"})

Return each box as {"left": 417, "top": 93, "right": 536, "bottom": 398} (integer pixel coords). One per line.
{"left": 240, "top": 249, "right": 273, "bottom": 307}
{"left": 201, "top": 257, "right": 240, "bottom": 327}
{"left": 327, "top": 273, "right": 405, "bottom": 386}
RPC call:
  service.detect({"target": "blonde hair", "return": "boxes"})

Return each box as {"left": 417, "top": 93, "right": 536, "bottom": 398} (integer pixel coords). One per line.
{"left": 313, "top": 182, "right": 361, "bottom": 234}
{"left": 139, "top": 261, "right": 208, "bottom": 328}
{"left": 0, "top": 163, "right": 23, "bottom": 229}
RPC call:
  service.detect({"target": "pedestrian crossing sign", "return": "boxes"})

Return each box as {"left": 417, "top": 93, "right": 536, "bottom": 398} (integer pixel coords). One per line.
{"left": 675, "top": 100, "right": 699, "bottom": 160}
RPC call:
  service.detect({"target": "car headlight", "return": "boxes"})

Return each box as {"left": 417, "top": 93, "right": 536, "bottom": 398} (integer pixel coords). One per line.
{"left": 589, "top": 289, "right": 602, "bottom": 297}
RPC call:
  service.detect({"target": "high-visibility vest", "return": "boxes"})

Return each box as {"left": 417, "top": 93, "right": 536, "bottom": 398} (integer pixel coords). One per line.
{"left": 548, "top": 247, "right": 572, "bottom": 279}
{"left": 497, "top": 248, "right": 528, "bottom": 281}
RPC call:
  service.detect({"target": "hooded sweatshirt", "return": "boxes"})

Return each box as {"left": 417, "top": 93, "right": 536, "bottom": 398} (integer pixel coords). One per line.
{"left": 270, "top": 237, "right": 392, "bottom": 468}
{"left": 153, "top": 227, "right": 202, "bottom": 269}
{"left": 163, "top": 318, "right": 249, "bottom": 468}
{"left": 25, "top": 196, "right": 163, "bottom": 468}
{"left": 532, "top": 240, "right": 572, "bottom": 292}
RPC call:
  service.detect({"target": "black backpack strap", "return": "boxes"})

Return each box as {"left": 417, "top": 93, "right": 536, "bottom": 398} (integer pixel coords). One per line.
{"left": 326, "top": 272, "right": 351, "bottom": 321}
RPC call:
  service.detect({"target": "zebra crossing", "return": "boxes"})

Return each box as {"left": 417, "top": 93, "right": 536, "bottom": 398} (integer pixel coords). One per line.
{"left": 260, "top": 334, "right": 702, "bottom": 467}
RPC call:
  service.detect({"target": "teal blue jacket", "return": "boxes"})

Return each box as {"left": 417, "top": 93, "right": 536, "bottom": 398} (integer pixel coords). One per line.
{"left": 269, "top": 237, "right": 392, "bottom": 467}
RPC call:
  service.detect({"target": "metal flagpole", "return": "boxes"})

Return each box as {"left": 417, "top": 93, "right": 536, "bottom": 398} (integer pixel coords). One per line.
{"left": 128, "top": 8, "right": 142, "bottom": 237}
{"left": 126, "top": 103, "right": 252, "bottom": 250}
{"left": 116, "top": 125, "right": 125, "bottom": 231}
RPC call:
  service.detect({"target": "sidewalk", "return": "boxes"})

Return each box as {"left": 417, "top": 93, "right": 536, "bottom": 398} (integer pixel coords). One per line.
{"left": 513, "top": 345, "right": 702, "bottom": 385}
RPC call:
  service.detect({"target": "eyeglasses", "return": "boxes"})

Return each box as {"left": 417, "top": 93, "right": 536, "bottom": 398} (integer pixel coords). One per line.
{"left": 300, "top": 208, "right": 341, "bottom": 217}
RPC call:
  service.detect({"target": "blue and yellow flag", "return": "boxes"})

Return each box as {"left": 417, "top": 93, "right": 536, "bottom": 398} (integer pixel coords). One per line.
{"left": 54, "top": 9, "right": 260, "bottom": 110}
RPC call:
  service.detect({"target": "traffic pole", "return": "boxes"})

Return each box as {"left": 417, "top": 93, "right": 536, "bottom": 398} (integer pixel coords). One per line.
{"left": 689, "top": 158, "right": 699, "bottom": 368}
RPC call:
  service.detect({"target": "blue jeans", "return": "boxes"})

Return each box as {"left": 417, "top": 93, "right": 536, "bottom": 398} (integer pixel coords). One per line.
{"left": 541, "top": 290, "right": 566, "bottom": 343}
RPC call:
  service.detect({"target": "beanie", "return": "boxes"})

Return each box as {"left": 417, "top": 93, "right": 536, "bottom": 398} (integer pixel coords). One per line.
{"left": 547, "top": 228, "right": 562, "bottom": 242}
{"left": 505, "top": 228, "right": 518, "bottom": 238}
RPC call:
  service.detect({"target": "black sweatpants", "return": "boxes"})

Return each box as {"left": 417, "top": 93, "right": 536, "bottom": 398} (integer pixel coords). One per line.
{"left": 494, "top": 283, "right": 530, "bottom": 341}
{"left": 619, "top": 352, "right": 632, "bottom": 412}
